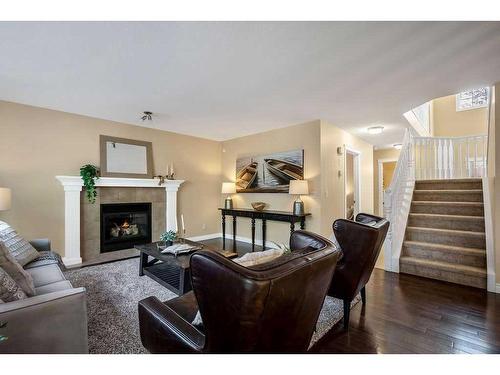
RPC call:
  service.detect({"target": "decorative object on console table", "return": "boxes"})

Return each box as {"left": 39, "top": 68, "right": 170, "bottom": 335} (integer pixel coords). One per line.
{"left": 251, "top": 202, "right": 266, "bottom": 211}
{"left": 218, "top": 208, "right": 311, "bottom": 252}
{"left": 289, "top": 179, "right": 309, "bottom": 215}
{"left": 0, "top": 188, "right": 12, "bottom": 211}
{"left": 79, "top": 164, "right": 99, "bottom": 203}
{"left": 221, "top": 182, "right": 236, "bottom": 209}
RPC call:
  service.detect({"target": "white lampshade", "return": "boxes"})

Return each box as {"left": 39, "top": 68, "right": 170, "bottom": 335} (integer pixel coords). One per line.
{"left": 221, "top": 182, "right": 236, "bottom": 194}
{"left": 289, "top": 180, "right": 309, "bottom": 195}
{"left": 0, "top": 188, "right": 12, "bottom": 211}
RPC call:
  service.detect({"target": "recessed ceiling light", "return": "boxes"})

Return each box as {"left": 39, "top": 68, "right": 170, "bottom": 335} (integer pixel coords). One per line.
{"left": 393, "top": 143, "right": 402, "bottom": 150}
{"left": 367, "top": 126, "right": 384, "bottom": 135}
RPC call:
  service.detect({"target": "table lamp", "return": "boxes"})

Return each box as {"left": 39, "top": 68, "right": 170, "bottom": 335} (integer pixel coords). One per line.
{"left": 289, "top": 180, "right": 308, "bottom": 215}
{"left": 221, "top": 182, "right": 236, "bottom": 209}
{"left": 0, "top": 188, "right": 12, "bottom": 211}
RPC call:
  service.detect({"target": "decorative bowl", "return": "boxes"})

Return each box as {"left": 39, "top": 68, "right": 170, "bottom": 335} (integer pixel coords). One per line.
{"left": 251, "top": 202, "right": 266, "bottom": 211}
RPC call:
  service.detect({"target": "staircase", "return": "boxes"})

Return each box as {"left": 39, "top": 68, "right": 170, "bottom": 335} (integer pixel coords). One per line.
{"left": 399, "top": 178, "right": 487, "bottom": 289}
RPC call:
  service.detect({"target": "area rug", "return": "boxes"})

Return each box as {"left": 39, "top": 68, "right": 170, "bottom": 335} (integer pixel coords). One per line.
{"left": 65, "top": 258, "right": 359, "bottom": 353}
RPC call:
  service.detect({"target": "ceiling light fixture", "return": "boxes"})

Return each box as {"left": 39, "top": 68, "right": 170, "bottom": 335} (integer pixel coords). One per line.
{"left": 367, "top": 126, "right": 384, "bottom": 135}
{"left": 141, "top": 111, "right": 153, "bottom": 121}
{"left": 393, "top": 143, "right": 402, "bottom": 150}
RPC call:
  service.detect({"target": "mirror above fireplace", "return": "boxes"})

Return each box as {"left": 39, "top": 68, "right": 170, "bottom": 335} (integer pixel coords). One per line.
{"left": 100, "top": 135, "right": 153, "bottom": 178}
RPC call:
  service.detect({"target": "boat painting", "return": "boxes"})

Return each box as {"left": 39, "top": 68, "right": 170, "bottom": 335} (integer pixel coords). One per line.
{"left": 235, "top": 149, "right": 304, "bottom": 193}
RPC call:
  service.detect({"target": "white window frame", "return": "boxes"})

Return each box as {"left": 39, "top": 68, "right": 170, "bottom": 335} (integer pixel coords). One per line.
{"left": 456, "top": 87, "right": 489, "bottom": 112}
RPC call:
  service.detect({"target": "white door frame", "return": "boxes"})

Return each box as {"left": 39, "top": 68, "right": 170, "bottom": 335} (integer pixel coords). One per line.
{"left": 378, "top": 158, "right": 398, "bottom": 216}
{"left": 344, "top": 146, "right": 361, "bottom": 219}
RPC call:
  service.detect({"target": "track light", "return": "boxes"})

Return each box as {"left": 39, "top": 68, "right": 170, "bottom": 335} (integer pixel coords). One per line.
{"left": 141, "top": 111, "right": 153, "bottom": 121}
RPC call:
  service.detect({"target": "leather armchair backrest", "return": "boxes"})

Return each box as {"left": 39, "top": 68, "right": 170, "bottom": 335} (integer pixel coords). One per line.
{"left": 190, "top": 231, "right": 341, "bottom": 353}
{"left": 329, "top": 213, "right": 389, "bottom": 300}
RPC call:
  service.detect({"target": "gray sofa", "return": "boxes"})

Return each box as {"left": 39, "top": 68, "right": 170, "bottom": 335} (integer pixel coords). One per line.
{"left": 0, "top": 239, "right": 88, "bottom": 353}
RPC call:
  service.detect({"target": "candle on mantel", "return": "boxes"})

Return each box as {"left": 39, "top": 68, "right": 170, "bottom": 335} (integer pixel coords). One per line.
{"left": 171, "top": 163, "right": 174, "bottom": 176}
{"left": 181, "top": 214, "right": 185, "bottom": 236}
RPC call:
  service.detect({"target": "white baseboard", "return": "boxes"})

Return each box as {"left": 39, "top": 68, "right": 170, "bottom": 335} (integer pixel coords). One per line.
{"left": 496, "top": 283, "right": 500, "bottom": 294}
{"left": 187, "top": 233, "right": 221, "bottom": 242}
{"left": 187, "top": 233, "right": 280, "bottom": 249}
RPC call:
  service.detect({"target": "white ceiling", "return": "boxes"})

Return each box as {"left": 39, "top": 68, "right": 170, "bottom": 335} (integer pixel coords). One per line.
{"left": 1, "top": 21, "right": 499, "bottom": 148}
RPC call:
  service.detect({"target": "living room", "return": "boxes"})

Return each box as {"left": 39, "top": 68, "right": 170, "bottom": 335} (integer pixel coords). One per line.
{"left": 2, "top": 2, "right": 500, "bottom": 373}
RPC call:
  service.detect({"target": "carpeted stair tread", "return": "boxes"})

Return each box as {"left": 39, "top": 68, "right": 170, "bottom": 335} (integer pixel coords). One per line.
{"left": 415, "top": 179, "right": 482, "bottom": 190}
{"left": 408, "top": 212, "right": 484, "bottom": 221}
{"left": 413, "top": 189, "right": 483, "bottom": 193}
{"left": 406, "top": 226, "right": 486, "bottom": 239}
{"left": 411, "top": 201, "right": 483, "bottom": 206}
{"left": 408, "top": 213, "right": 485, "bottom": 232}
{"left": 403, "top": 240, "right": 486, "bottom": 255}
{"left": 399, "top": 256, "right": 487, "bottom": 277}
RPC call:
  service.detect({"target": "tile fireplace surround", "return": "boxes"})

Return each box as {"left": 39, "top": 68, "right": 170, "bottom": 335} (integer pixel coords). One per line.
{"left": 56, "top": 176, "right": 184, "bottom": 267}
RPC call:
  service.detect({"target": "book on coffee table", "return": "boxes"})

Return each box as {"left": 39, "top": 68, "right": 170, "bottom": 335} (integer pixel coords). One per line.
{"left": 160, "top": 242, "right": 203, "bottom": 256}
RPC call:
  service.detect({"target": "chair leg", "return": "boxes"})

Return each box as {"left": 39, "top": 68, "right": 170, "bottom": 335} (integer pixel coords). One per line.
{"left": 361, "top": 286, "right": 366, "bottom": 305}
{"left": 343, "top": 299, "right": 350, "bottom": 330}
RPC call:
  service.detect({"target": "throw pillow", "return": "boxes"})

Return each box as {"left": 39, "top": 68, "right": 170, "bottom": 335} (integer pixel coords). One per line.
{"left": 233, "top": 248, "right": 285, "bottom": 268}
{"left": 0, "top": 242, "right": 35, "bottom": 296}
{"left": 0, "top": 267, "right": 27, "bottom": 302}
{"left": 0, "top": 221, "right": 39, "bottom": 266}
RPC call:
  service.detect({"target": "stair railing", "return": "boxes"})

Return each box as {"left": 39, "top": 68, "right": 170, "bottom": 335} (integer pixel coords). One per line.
{"left": 383, "top": 129, "right": 415, "bottom": 272}
{"left": 413, "top": 134, "right": 487, "bottom": 180}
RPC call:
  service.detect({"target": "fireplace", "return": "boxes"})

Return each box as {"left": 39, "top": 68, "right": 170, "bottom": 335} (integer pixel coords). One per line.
{"left": 100, "top": 202, "right": 152, "bottom": 253}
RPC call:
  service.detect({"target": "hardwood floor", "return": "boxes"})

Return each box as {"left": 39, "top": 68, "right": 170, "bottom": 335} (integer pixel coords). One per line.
{"left": 202, "top": 238, "right": 500, "bottom": 354}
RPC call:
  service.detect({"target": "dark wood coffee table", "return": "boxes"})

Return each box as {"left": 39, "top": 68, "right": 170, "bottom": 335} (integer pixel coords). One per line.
{"left": 135, "top": 239, "right": 237, "bottom": 295}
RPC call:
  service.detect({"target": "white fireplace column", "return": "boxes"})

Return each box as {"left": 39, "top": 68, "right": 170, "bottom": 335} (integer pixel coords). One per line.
{"left": 61, "top": 183, "right": 83, "bottom": 267}
{"left": 56, "top": 176, "right": 184, "bottom": 267}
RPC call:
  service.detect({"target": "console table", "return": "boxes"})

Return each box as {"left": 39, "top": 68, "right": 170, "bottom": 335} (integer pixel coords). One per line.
{"left": 218, "top": 208, "right": 311, "bottom": 251}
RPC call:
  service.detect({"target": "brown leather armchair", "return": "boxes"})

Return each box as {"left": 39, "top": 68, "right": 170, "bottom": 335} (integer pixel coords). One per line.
{"left": 138, "top": 230, "right": 341, "bottom": 353}
{"left": 328, "top": 213, "right": 389, "bottom": 329}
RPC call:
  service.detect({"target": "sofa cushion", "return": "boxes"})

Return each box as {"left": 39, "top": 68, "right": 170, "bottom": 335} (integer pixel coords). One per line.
{"left": 0, "top": 221, "right": 39, "bottom": 266}
{"left": 24, "top": 251, "right": 65, "bottom": 271}
{"left": 34, "top": 280, "right": 73, "bottom": 295}
{"left": 26, "top": 264, "right": 66, "bottom": 288}
{"left": 0, "top": 267, "right": 27, "bottom": 302}
{"left": 0, "top": 242, "right": 35, "bottom": 296}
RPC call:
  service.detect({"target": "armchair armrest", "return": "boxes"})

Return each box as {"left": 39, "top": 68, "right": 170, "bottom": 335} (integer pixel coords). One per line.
{"left": 29, "top": 238, "right": 51, "bottom": 252}
{"left": 0, "top": 287, "right": 88, "bottom": 353}
{"left": 138, "top": 296, "right": 205, "bottom": 353}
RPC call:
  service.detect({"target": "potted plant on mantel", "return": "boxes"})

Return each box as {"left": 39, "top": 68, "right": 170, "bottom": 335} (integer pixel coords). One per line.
{"left": 80, "top": 164, "right": 99, "bottom": 204}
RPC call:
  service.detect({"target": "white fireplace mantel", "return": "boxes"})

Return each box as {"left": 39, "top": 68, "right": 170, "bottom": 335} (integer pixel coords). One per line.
{"left": 56, "top": 176, "right": 184, "bottom": 266}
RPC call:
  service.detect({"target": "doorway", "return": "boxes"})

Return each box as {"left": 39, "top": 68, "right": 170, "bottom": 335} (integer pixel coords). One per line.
{"left": 378, "top": 159, "right": 398, "bottom": 216}
{"left": 344, "top": 147, "right": 361, "bottom": 220}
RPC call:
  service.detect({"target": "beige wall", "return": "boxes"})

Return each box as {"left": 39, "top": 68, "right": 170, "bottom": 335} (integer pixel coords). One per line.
{"left": 221, "top": 121, "right": 322, "bottom": 245}
{"left": 0, "top": 101, "right": 222, "bottom": 255}
{"left": 431, "top": 94, "right": 488, "bottom": 137}
{"left": 320, "top": 120, "right": 374, "bottom": 236}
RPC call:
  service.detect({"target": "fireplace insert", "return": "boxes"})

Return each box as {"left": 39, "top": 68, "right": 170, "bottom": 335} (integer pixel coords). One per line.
{"left": 100, "top": 202, "right": 152, "bottom": 253}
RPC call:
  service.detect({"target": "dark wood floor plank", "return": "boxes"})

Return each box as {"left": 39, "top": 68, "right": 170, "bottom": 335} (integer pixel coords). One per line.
{"left": 200, "top": 238, "right": 500, "bottom": 354}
